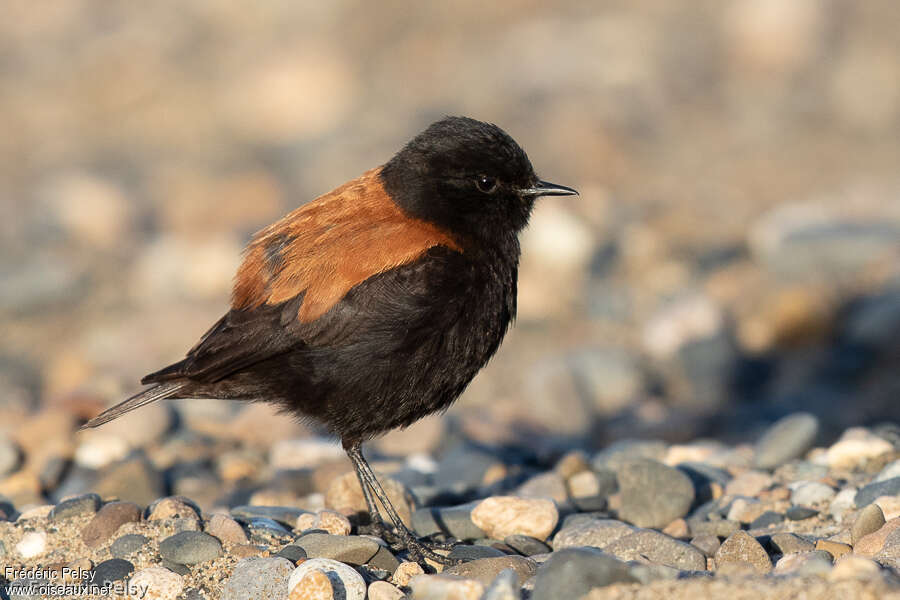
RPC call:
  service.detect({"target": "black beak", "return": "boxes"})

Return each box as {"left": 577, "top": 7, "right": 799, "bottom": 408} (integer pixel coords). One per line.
{"left": 519, "top": 180, "right": 579, "bottom": 197}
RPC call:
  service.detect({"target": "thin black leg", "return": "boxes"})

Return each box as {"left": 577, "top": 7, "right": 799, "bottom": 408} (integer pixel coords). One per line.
{"left": 344, "top": 440, "right": 457, "bottom": 566}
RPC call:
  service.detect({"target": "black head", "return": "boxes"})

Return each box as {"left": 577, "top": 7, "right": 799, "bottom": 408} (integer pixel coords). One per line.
{"left": 380, "top": 116, "right": 576, "bottom": 242}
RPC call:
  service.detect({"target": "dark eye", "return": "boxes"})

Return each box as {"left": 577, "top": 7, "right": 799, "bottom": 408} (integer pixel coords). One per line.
{"left": 475, "top": 174, "right": 499, "bottom": 194}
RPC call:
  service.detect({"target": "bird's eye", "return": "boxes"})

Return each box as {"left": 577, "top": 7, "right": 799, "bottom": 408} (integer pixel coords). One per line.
{"left": 475, "top": 174, "right": 499, "bottom": 194}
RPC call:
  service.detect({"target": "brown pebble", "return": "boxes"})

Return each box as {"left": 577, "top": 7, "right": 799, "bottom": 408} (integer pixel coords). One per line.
{"left": 815, "top": 539, "right": 852, "bottom": 560}
{"left": 148, "top": 496, "right": 200, "bottom": 521}
{"left": 662, "top": 518, "right": 690, "bottom": 539}
{"left": 851, "top": 503, "right": 886, "bottom": 546}
{"left": 854, "top": 518, "right": 900, "bottom": 557}
{"left": 230, "top": 543, "right": 267, "bottom": 559}
{"left": 81, "top": 501, "right": 141, "bottom": 548}
{"left": 391, "top": 561, "right": 425, "bottom": 587}
{"left": 288, "top": 569, "right": 333, "bottom": 600}
{"left": 206, "top": 513, "right": 249, "bottom": 545}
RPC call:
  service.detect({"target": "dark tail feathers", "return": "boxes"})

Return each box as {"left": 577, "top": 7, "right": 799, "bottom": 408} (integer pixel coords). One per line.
{"left": 79, "top": 382, "right": 184, "bottom": 429}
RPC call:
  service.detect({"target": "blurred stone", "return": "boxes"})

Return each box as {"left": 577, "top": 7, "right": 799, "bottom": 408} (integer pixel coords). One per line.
{"left": 270, "top": 438, "right": 346, "bottom": 471}
{"left": 93, "top": 455, "right": 164, "bottom": 507}
{"left": 642, "top": 295, "right": 724, "bottom": 359}
{"left": 445, "top": 556, "right": 536, "bottom": 587}
{"left": 471, "top": 496, "right": 558, "bottom": 541}
{"left": 409, "top": 574, "right": 484, "bottom": 600}
{"left": 754, "top": 413, "right": 819, "bottom": 470}
{"left": 821, "top": 428, "right": 894, "bottom": 470}
{"left": 325, "top": 470, "right": 414, "bottom": 527}
{"left": 852, "top": 503, "right": 886, "bottom": 546}
{"left": 287, "top": 558, "right": 366, "bottom": 600}
{"left": 791, "top": 481, "right": 835, "bottom": 506}
{"left": 375, "top": 414, "right": 445, "bottom": 456}
{"left": 132, "top": 234, "right": 243, "bottom": 301}
{"left": 615, "top": 458, "right": 695, "bottom": 529}
{"left": 854, "top": 518, "right": 900, "bottom": 557}
{"left": 831, "top": 43, "right": 900, "bottom": 133}
{"left": 829, "top": 555, "right": 882, "bottom": 581}
{"left": 514, "top": 472, "right": 567, "bottom": 503}
{"left": 815, "top": 539, "right": 851, "bottom": 560}
{"left": 295, "top": 509, "right": 351, "bottom": 536}
{"left": 604, "top": 529, "right": 706, "bottom": 571}
{"left": 42, "top": 172, "right": 134, "bottom": 249}
{"left": 530, "top": 548, "right": 636, "bottom": 600}
{"left": 15, "top": 531, "right": 47, "bottom": 558}
{"left": 0, "top": 435, "right": 21, "bottom": 477}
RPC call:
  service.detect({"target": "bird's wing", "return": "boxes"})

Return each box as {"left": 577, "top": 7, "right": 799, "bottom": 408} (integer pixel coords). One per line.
{"left": 143, "top": 167, "right": 461, "bottom": 385}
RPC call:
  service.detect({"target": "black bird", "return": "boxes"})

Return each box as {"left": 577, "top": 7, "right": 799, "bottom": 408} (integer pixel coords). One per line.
{"left": 82, "top": 116, "right": 578, "bottom": 563}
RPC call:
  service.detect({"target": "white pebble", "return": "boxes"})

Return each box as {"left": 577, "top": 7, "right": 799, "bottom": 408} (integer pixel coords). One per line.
{"left": 288, "top": 558, "right": 365, "bottom": 600}
{"left": 129, "top": 567, "right": 184, "bottom": 600}
{"left": 16, "top": 531, "right": 48, "bottom": 558}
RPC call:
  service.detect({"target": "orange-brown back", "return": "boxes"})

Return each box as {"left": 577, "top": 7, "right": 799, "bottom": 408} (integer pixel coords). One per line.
{"left": 232, "top": 167, "right": 462, "bottom": 323}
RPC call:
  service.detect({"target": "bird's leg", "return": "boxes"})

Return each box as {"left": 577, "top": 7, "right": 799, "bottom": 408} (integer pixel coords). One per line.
{"left": 352, "top": 460, "right": 401, "bottom": 544}
{"left": 344, "top": 441, "right": 459, "bottom": 566}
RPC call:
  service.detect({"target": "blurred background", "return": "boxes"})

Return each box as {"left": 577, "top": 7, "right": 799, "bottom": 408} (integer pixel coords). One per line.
{"left": 1, "top": 1, "right": 898, "bottom": 508}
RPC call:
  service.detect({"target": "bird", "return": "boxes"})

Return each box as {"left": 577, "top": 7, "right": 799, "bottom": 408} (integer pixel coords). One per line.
{"left": 81, "top": 116, "right": 578, "bottom": 564}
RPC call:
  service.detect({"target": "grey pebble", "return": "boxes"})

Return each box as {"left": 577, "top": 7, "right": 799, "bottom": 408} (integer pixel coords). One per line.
{"left": 767, "top": 532, "right": 815, "bottom": 555}
{"left": 690, "top": 534, "right": 720, "bottom": 557}
{"left": 445, "top": 556, "right": 536, "bottom": 587}
{"left": 110, "top": 534, "right": 149, "bottom": 558}
{"left": 749, "top": 511, "right": 784, "bottom": 529}
{"left": 785, "top": 506, "right": 818, "bottom": 521}
{"left": 161, "top": 560, "right": 191, "bottom": 576}
{"left": 715, "top": 531, "right": 772, "bottom": 573}
{"left": 688, "top": 519, "right": 741, "bottom": 539}
{"left": 593, "top": 440, "right": 667, "bottom": 470}
{"left": 295, "top": 533, "right": 380, "bottom": 565}
{"left": 482, "top": 568, "right": 521, "bottom": 600}
{"left": 412, "top": 502, "right": 485, "bottom": 540}
{"left": 628, "top": 562, "right": 683, "bottom": 584}
{"left": 855, "top": 477, "right": 900, "bottom": 508}
{"left": 247, "top": 518, "right": 294, "bottom": 545}
{"left": 92, "top": 558, "right": 134, "bottom": 586}
{"left": 49, "top": 493, "right": 101, "bottom": 521}
{"left": 531, "top": 547, "right": 637, "bottom": 600}
{"left": 368, "top": 545, "right": 400, "bottom": 573}
{"left": 754, "top": 413, "right": 819, "bottom": 470}
{"left": 553, "top": 518, "right": 634, "bottom": 550}
{"left": 852, "top": 503, "right": 886, "bottom": 546}
{"left": 447, "top": 544, "right": 507, "bottom": 562}
{"left": 274, "top": 544, "right": 307, "bottom": 562}
{"left": 571, "top": 495, "right": 609, "bottom": 512}
{"left": 231, "top": 505, "right": 306, "bottom": 529}
{"left": 615, "top": 458, "right": 695, "bottom": 529}
{"left": 159, "top": 531, "right": 222, "bottom": 565}
{"left": 604, "top": 529, "right": 707, "bottom": 571}
{"left": 221, "top": 556, "right": 294, "bottom": 600}
{"left": 0, "top": 435, "right": 20, "bottom": 477}
{"left": 504, "top": 534, "right": 551, "bottom": 556}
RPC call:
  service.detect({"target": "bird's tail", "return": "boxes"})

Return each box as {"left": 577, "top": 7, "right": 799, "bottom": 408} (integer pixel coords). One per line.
{"left": 79, "top": 382, "right": 184, "bottom": 429}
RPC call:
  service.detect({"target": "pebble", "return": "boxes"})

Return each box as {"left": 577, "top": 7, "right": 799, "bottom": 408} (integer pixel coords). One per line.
{"left": 821, "top": 428, "right": 894, "bottom": 470}
{"left": 391, "top": 561, "right": 425, "bottom": 587}
{"left": 768, "top": 532, "right": 815, "bottom": 555}
{"left": 724, "top": 470, "right": 773, "bottom": 497}
{"left": 325, "top": 470, "right": 414, "bottom": 526}
{"left": 158, "top": 531, "right": 223, "bottom": 565}
{"left": 853, "top": 504, "right": 887, "bottom": 546}
{"left": 110, "top": 533, "right": 149, "bottom": 558}
{"left": 448, "top": 544, "right": 507, "bottom": 562}
{"left": 232, "top": 505, "right": 307, "bottom": 528}
{"left": 593, "top": 440, "right": 668, "bottom": 470}
{"left": 15, "top": 531, "right": 47, "bottom": 558}
{"left": 568, "top": 471, "right": 602, "bottom": 499}
{"left": 130, "top": 567, "right": 185, "bottom": 600}
{"left": 288, "top": 559, "right": 366, "bottom": 600}
{"left": 49, "top": 493, "right": 101, "bottom": 521}
{"left": 148, "top": 496, "right": 201, "bottom": 521}
{"left": 445, "top": 556, "right": 537, "bottom": 586}
{"left": 855, "top": 477, "right": 900, "bottom": 508}
{"left": 815, "top": 539, "right": 851, "bottom": 560}
{"left": 482, "top": 568, "right": 521, "bottom": 600}
{"left": 785, "top": 506, "right": 818, "bottom": 520}
{"left": 81, "top": 501, "right": 142, "bottom": 548}
{"left": 295, "top": 509, "right": 352, "bottom": 536}
{"left": 714, "top": 531, "right": 772, "bottom": 574}
{"left": 829, "top": 487, "right": 858, "bottom": 522}
{"left": 749, "top": 510, "right": 784, "bottom": 529}
{"left": 412, "top": 502, "right": 485, "bottom": 540}
{"left": 0, "top": 435, "right": 20, "bottom": 477}
{"left": 773, "top": 551, "right": 833, "bottom": 576}
{"left": 829, "top": 555, "right": 882, "bottom": 581}
{"left": 221, "top": 557, "right": 295, "bottom": 600}
{"left": 93, "top": 558, "right": 134, "bottom": 586}
{"left": 295, "top": 533, "right": 381, "bottom": 565}
{"left": 690, "top": 534, "right": 720, "bottom": 557}
{"left": 515, "top": 472, "right": 568, "bottom": 503}
{"left": 615, "top": 458, "right": 695, "bottom": 528}
{"left": 247, "top": 517, "right": 294, "bottom": 544}
{"left": 874, "top": 459, "right": 900, "bottom": 483}
{"left": 409, "top": 574, "right": 484, "bottom": 600}
{"left": 73, "top": 433, "right": 130, "bottom": 469}
{"left": 207, "top": 513, "right": 250, "bottom": 545}
{"left": 791, "top": 481, "right": 835, "bottom": 506}
{"left": 288, "top": 569, "right": 333, "bottom": 600}
{"left": 368, "top": 580, "right": 406, "bottom": 600}
{"left": 471, "top": 496, "right": 558, "bottom": 541}
{"left": 753, "top": 412, "right": 819, "bottom": 470}
{"left": 92, "top": 455, "right": 165, "bottom": 506}
{"left": 275, "top": 544, "right": 308, "bottom": 563}
{"left": 604, "top": 529, "right": 707, "bottom": 571}
{"left": 504, "top": 534, "right": 551, "bottom": 556}
{"left": 531, "top": 548, "right": 637, "bottom": 600}
{"left": 855, "top": 518, "right": 900, "bottom": 557}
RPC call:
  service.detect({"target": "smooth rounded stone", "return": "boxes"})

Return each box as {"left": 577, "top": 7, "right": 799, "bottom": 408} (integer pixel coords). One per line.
{"left": 276, "top": 544, "right": 308, "bottom": 562}
{"left": 409, "top": 574, "right": 484, "bottom": 599}
{"left": 603, "top": 529, "right": 707, "bottom": 571}
{"left": 471, "top": 497, "right": 558, "bottom": 541}
{"left": 768, "top": 532, "right": 815, "bottom": 555}
{"left": 247, "top": 517, "right": 295, "bottom": 544}
{"left": 207, "top": 513, "right": 249, "bottom": 545}
{"left": 15, "top": 531, "right": 47, "bottom": 558}
{"left": 690, "top": 534, "right": 720, "bottom": 558}
{"left": 829, "top": 555, "right": 882, "bottom": 581}
{"left": 433, "top": 442, "right": 505, "bottom": 488}
{"left": 159, "top": 531, "right": 222, "bottom": 565}
{"left": 481, "top": 568, "right": 520, "bottom": 600}
{"left": 110, "top": 533, "right": 149, "bottom": 558}
{"left": 852, "top": 503, "right": 887, "bottom": 545}
{"left": 391, "top": 561, "right": 425, "bottom": 587}
{"left": 368, "top": 580, "right": 405, "bottom": 600}
{"left": 81, "top": 501, "right": 142, "bottom": 548}
{"left": 232, "top": 505, "right": 307, "bottom": 529}
{"left": 855, "top": 477, "right": 900, "bottom": 508}
{"left": 93, "top": 455, "right": 165, "bottom": 506}
{"left": 715, "top": 531, "right": 772, "bottom": 574}
{"left": 874, "top": 459, "right": 900, "bottom": 483}
{"left": 504, "top": 534, "right": 551, "bottom": 556}
{"left": 514, "top": 472, "right": 568, "bottom": 503}
{"left": 749, "top": 510, "right": 784, "bottom": 529}
{"left": 288, "top": 569, "right": 333, "bottom": 600}
{"left": 368, "top": 545, "right": 401, "bottom": 573}
{"left": 568, "top": 470, "right": 601, "bottom": 499}
{"left": 412, "top": 502, "right": 485, "bottom": 540}
{"left": 823, "top": 429, "right": 894, "bottom": 470}
{"left": 687, "top": 518, "right": 741, "bottom": 538}
{"left": 130, "top": 567, "right": 185, "bottom": 600}
{"left": 855, "top": 518, "right": 900, "bottom": 557}
{"left": 552, "top": 518, "right": 634, "bottom": 550}
{"left": 615, "top": 459, "right": 695, "bottom": 529}
{"left": 448, "top": 544, "right": 507, "bottom": 562}
{"left": 0, "top": 434, "right": 20, "bottom": 476}
{"left": 74, "top": 433, "right": 130, "bottom": 469}
{"left": 814, "top": 540, "right": 851, "bottom": 560}
{"left": 571, "top": 494, "right": 608, "bottom": 513}
{"left": 724, "top": 470, "right": 773, "bottom": 497}
{"left": 785, "top": 506, "right": 818, "bottom": 521}
{"left": 93, "top": 558, "right": 135, "bottom": 586}
{"left": 791, "top": 481, "right": 835, "bottom": 506}
{"left": 774, "top": 551, "right": 833, "bottom": 576}
{"left": 677, "top": 463, "right": 731, "bottom": 504}
{"left": 325, "top": 470, "right": 414, "bottom": 526}
{"left": 161, "top": 560, "right": 192, "bottom": 576}
{"left": 222, "top": 556, "right": 295, "bottom": 600}
{"left": 445, "top": 556, "right": 536, "bottom": 586}
{"left": 531, "top": 548, "right": 637, "bottom": 600}
{"left": 592, "top": 440, "right": 667, "bottom": 470}
{"left": 50, "top": 493, "right": 101, "bottom": 521}
{"left": 627, "top": 563, "right": 681, "bottom": 584}
{"left": 555, "top": 451, "right": 592, "bottom": 479}
{"left": 288, "top": 558, "right": 366, "bottom": 600}
{"left": 753, "top": 413, "right": 819, "bottom": 470}
{"left": 295, "top": 533, "right": 380, "bottom": 565}
{"left": 295, "top": 509, "right": 351, "bottom": 536}
{"left": 148, "top": 496, "right": 201, "bottom": 521}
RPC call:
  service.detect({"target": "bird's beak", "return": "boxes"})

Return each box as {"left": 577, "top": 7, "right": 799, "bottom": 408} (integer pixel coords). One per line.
{"left": 518, "top": 180, "right": 579, "bottom": 197}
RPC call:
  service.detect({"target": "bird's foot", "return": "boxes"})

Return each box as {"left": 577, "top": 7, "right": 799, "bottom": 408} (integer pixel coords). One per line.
{"left": 358, "top": 516, "right": 461, "bottom": 566}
